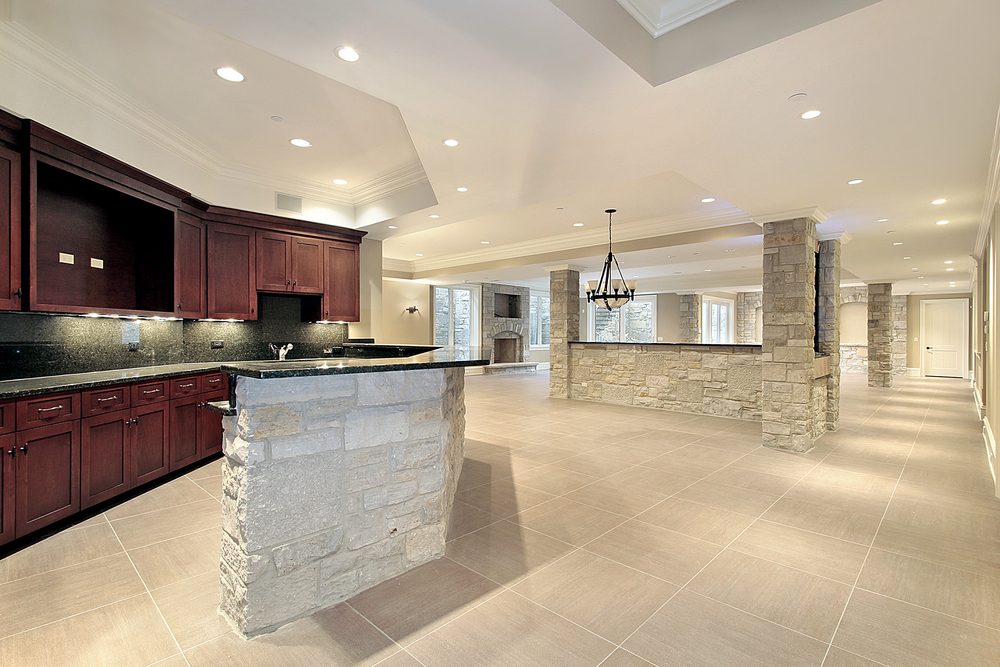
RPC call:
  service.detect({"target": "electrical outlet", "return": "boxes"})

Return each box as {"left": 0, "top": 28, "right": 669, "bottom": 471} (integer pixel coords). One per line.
{"left": 211, "top": 340, "right": 224, "bottom": 349}
{"left": 128, "top": 342, "right": 139, "bottom": 351}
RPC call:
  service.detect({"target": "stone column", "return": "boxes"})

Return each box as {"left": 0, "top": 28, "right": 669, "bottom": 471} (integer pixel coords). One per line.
{"left": 867, "top": 283, "right": 894, "bottom": 387}
{"left": 679, "top": 294, "right": 703, "bottom": 343}
{"left": 547, "top": 266, "right": 582, "bottom": 398}
{"left": 817, "top": 237, "right": 844, "bottom": 432}
{"left": 736, "top": 291, "right": 763, "bottom": 344}
{"left": 892, "top": 295, "right": 908, "bottom": 376}
{"left": 761, "top": 216, "right": 823, "bottom": 452}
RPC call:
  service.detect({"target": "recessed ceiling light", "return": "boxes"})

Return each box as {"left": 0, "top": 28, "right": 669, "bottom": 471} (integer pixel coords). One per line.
{"left": 667, "top": 256, "right": 674, "bottom": 259}
{"left": 480, "top": 241, "right": 489, "bottom": 244}
{"left": 931, "top": 198, "right": 947, "bottom": 205}
{"left": 429, "top": 214, "right": 439, "bottom": 219}
{"left": 674, "top": 271, "right": 681, "bottom": 275}
{"left": 336, "top": 46, "right": 360, "bottom": 62}
{"left": 332, "top": 179, "right": 348, "bottom": 185}
{"left": 946, "top": 267, "right": 954, "bottom": 271}
{"left": 944, "top": 260, "right": 953, "bottom": 264}
{"left": 415, "top": 253, "right": 424, "bottom": 257}
{"left": 704, "top": 269, "right": 712, "bottom": 272}
{"left": 902, "top": 256, "right": 911, "bottom": 259}
{"left": 877, "top": 218, "right": 889, "bottom": 222}
{"left": 936, "top": 220, "right": 950, "bottom": 225}
{"left": 456, "top": 187, "right": 468, "bottom": 192}
{"left": 271, "top": 116, "right": 283, "bottom": 122}
{"left": 443, "top": 139, "right": 459, "bottom": 147}
{"left": 800, "top": 110, "right": 821, "bottom": 120}
{"left": 290, "top": 138, "right": 311, "bottom": 147}
{"left": 887, "top": 230, "right": 896, "bottom": 234}
{"left": 911, "top": 267, "right": 919, "bottom": 271}
{"left": 923, "top": 283, "right": 929, "bottom": 286}
{"left": 573, "top": 223, "right": 584, "bottom": 227}
{"left": 215, "top": 67, "right": 245, "bottom": 82}
{"left": 918, "top": 276, "right": 924, "bottom": 279}
{"left": 701, "top": 198, "right": 716, "bottom": 203}
{"left": 726, "top": 249, "right": 735, "bottom": 252}
{"left": 387, "top": 225, "right": 397, "bottom": 229}
{"left": 693, "top": 252, "right": 699, "bottom": 255}
{"left": 847, "top": 179, "right": 863, "bottom": 185}
{"left": 892, "top": 242, "right": 903, "bottom": 246}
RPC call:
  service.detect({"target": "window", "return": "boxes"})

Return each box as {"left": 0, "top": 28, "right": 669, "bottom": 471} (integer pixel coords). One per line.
{"left": 434, "top": 286, "right": 478, "bottom": 346}
{"left": 530, "top": 294, "right": 550, "bottom": 346}
{"left": 702, "top": 297, "right": 734, "bottom": 344}
{"left": 588, "top": 296, "right": 656, "bottom": 342}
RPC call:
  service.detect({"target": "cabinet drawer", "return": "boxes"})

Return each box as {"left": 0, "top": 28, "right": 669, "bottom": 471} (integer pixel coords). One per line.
{"left": 132, "top": 380, "right": 169, "bottom": 405}
{"left": 201, "top": 373, "right": 228, "bottom": 394}
{"left": 82, "top": 385, "right": 130, "bottom": 417}
{"left": 16, "top": 392, "right": 80, "bottom": 430}
{"left": 0, "top": 399, "right": 13, "bottom": 435}
{"left": 170, "top": 376, "right": 201, "bottom": 399}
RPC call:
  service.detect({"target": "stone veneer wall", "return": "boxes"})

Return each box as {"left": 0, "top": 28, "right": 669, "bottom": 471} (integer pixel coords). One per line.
{"left": 679, "top": 294, "right": 703, "bottom": 343}
{"left": 481, "top": 283, "right": 530, "bottom": 363}
{"left": 568, "top": 343, "right": 762, "bottom": 420}
{"left": 892, "top": 295, "right": 907, "bottom": 375}
{"left": 736, "top": 292, "right": 763, "bottom": 344}
{"left": 867, "top": 283, "right": 894, "bottom": 387}
{"left": 548, "top": 269, "right": 580, "bottom": 398}
{"left": 218, "top": 367, "right": 465, "bottom": 636}
{"left": 840, "top": 344, "right": 868, "bottom": 373}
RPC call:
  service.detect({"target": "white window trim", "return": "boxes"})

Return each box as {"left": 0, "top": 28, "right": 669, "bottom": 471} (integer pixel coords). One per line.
{"left": 432, "top": 283, "right": 481, "bottom": 347}
{"left": 529, "top": 291, "right": 551, "bottom": 350}
{"left": 702, "top": 296, "right": 735, "bottom": 344}
{"left": 586, "top": 295, "right": 657, "bottom": 342}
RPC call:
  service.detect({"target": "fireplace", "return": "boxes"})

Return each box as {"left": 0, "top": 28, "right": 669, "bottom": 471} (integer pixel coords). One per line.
{"left": 494, "top": 336, "right": 521, "bottom": 363}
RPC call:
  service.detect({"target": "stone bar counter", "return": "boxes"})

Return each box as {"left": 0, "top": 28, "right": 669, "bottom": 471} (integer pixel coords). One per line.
{"left": 216, "top": 347, "right": 488, "bottom": 636}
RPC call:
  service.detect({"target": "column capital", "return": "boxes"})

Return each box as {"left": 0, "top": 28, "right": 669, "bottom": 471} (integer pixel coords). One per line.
{"left": 817, "top": 232, "right": 853, "bottom": 244}
{"left": 752, "top": 207, "right": 829, "bottom": 225}
{"left": 863, "top": 280, "right": 897, "bottom": 285}
{"left": 543, "top": 264, "right": 586, "bottom": 273}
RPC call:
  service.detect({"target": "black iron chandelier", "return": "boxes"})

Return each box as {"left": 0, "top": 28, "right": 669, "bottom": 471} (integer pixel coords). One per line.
{"left": 585, "top": 209, "right": 637, "bottom": 310}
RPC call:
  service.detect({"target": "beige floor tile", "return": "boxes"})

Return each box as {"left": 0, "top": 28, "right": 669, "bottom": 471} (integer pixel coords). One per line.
{"left": 623, "top": 590, "right": 828, "bottom": 667}
{"left": 728, "top": 520, "right": 870, "bottom": 584}
{"left": 729, "top": 448, "right": 818, "bottom": 479}
{"left": 833, "top": 589, "right": 1000, "bottom": 667}
{"left": 598, "top": 649, "right": 659, "bottom": 667}
{"left": 185, "top": 603, "right": 402, "bottom": 667}
{"left": 110, "top": 497, "right": 222, "bottom": 550}
{"left": 673, "top": 480, "right": 782, "bottom": 517}
{"left": 857, "top": 548, "right": 1000, "bottom": 628}
{"left": 463, "top": 453, "right": 546, "bottom": 480}
{"left": 510, "top": 496, "right": 627, "bottom": 546}
{"left": 584, "top": 520, "right": 721, "bottom": 585}
{"left": 687, "top": 549, "right": 852, "bottom": 641}
{"left": 881, "top": 495, "right": 1000, "bottom": 543}
{"left": 816, "top": 453, "right": 903, "bottom": 480}
{"left": 668, "top": 417, "right": 740, "bottom": 437}
{"left": 0, "top": 552, "right": 146, "bottom": 638}
{"left": 148, "top": 655, "right": 190, "bottom": 667}
{"left": 783, "top": 474, "right": 894, "bottom": 518}
{"left": 762, "top": 497, "right": 882, "bottom": 545}
{"left": 820, "top": 647, "right": 886, "bottom": 667}
{"left": 128, "top": 526, "right": 221, "bottom": 590}
{"left": 151, "top": 570, "right": 232, "bottom": 650}
{"left": 453, "top": 479, "right": 556, "bottom": 519}
{"left": 506, "top": 442, "right": 578, "bottom": 464}
{"left": 348, "top": 557, "right": 501, "bottom": 647}
{"left": 588, "top": 443, "right": 666, "bottom": 465}
{"left": 513, "top": 549, "right": 678, "bottom": 643}
{"left": 693, "top": 432, "right": 763, "bottom": 454}
{"left": 455, "top": 457, "right": 510, "bottom": 493}
{"left": 872, "top": 519, "right": 1000, "bottom": 576}
{"left": 703, "top": 465, "right": 800, "bottom": 496}
{"left": 446, "top": 499, "right": 499, "bottom": 541}
{"left": 405, "top": 589, "right": 615, "bottom": 667}
{"left": 191, "top": 474, "right": 224, "bottom": 500}
{"left": 0, "top": 522, "right": 123, "bottom": 584}
{"left": 641, "top": 445, "right": 745, "bottom": 477}
{"left": 445, "top": 519, "right": 575, "bottom": 585}
{"left": 565, "top": 470, "right": 695, "bottom": 517}
{"left": 64, "top": 512, "right": 111, "bottom": 531}
{"left": 185, "top": 457, "right": 224, "bottom": 480}
{"left": 511, "top": 464, "right": 600, "bottom": 495}
{"left": 633, "top": 496, "right": 755, "bottom": 546}
{"left": 899, "top": 465, "right": 996, "bottom": 496}
{"left": 617, "top": 430, "right": 702, "bottom": 452}
{"left": 550, "top": 452, "right": 636, "bottom": 478}
{"left": 0, "top": 594, "right": 178, "bottom": 667}
{"left": 104, "top": 475, "right": 216, "bottom": 521}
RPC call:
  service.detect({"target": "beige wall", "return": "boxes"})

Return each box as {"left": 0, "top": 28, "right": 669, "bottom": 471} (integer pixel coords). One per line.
{"left": 656, "top": 293, "right": 680, "bottom": 342}
{"left": 348, "top": 239, "right": 383, "bottom": 342}
{"left": 381, "top": 279, "right": 433, "bottom": 345}
{"left": 841, "top": 302, "right": 867, "bottom": 345}
{"left": 906, "top": 293, "right": 973, "bottom": 371}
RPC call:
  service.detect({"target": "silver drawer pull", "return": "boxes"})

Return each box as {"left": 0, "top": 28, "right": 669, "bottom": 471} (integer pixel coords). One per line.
{"left": 142, "top": 389, "right": 161, "bottom": 394}
{"left": 38, "top": 405, "right": 64, "bottom": 413}
{"left": 178, "top": 383, "right": 195, "bottom": 388}
{"left": 97, "top": 396, "right": 119, "bottom": 402}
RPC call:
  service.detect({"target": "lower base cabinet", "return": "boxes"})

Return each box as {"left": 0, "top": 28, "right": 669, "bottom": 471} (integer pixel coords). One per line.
{"left": 200, "top": 390, "right": 226, "bottom": 457}
{"left": 81, "top": 412, "right": 130, "bottom": 509}
{"left": 15, "top": 421, "right": 80, "bottom": 537}
{"left": 133, "top": 402, "right": 170, "bottom": 487}
{"left": 169, "top": 396, "right": 201, "bottom": 472}
{"left": 0, "top": 433, "right": 13, "bottom": 546}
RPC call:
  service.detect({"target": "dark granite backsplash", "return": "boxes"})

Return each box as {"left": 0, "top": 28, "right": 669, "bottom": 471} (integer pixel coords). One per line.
{"left": 0, "top": 294, "right": 349, "bottom": 381}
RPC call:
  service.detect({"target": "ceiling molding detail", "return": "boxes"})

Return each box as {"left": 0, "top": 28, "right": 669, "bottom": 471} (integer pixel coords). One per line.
{"left": 401, "top": 207, "right": 752, "bottom": 274}
{"left": 217, "top": 162, "right": 355, "bottom": 207}
{"left": 350, "top": 162, "right": 431, "bottom": 207}
{"left": 616, "top": 0, "right": 737, "bottom": 37}
{"left": 817, "top": 231, "right": 853, "bottom": 244}
{"left": 382, "top": 257, "right": 416, "bottom": 275}
{"left": 752, "top": 207, "right": 829, "bottom": 225}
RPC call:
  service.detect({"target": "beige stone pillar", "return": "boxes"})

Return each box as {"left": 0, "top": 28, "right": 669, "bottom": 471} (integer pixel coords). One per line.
{"left": 817, "top": 236, "right": 846, "bottom": 432}
{"left": 547, "top": 266, "right": 582, "bottom": 398}
{"left": 892, "top": 295, "right": 908, "bottom": 376}
{"left": 867, "top": 282, "right": 894, "bottom": 387}
{"left": 761, "top": 216, "right": 823, "bottom": 452}
{"left": 679, "top": 293, "right": 703, "bottom": 343}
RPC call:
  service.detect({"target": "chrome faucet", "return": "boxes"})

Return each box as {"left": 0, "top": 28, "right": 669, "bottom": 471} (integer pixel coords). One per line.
{"left": 269, "top": 343, "right": 294, "bottom": 361}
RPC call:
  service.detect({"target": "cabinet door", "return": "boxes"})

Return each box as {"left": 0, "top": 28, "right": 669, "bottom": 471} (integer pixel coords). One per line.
{"left": 80, "top": 412, "right": 130, "bottom": 509}
{"left": 323, "top": 241, "right": 360, "bottom": 322}
{"left": 0, "top": 399, "right": 14, "bottom": 434}
{"left": 133, "top": 402, "right": 169, "bottom": 487}
{"left": 292, "top": 236, "right": 323, "bottom": 293}
{"left": 169, "top": 396, "right": 200, "bottom": 471}
{"left": 0, "top": 144, "right": 20, "bottom": 311}
{"left": 256, "top": 230, "right": 292, "bottom": 292}
{"left": 175, "top": 212, "right": 206, "bottom": 319}
{"left": 207, "top": 222, "right": 257, "bottom": 320}
{"left": 198, "top": 390, "right": 227, "bottom": 458}
{"left": 0, "top": 433, "right": 13, "bottom": 546}
{"left": 15, "top": 421, "right": 79, "bottom": 536}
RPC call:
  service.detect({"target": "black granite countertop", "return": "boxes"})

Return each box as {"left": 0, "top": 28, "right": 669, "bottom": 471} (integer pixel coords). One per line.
{"left": 222, "top": 346, "right": 489, "bottom": 379}
{"left": 0, "top": 362, "right": 226, "bottom": 400}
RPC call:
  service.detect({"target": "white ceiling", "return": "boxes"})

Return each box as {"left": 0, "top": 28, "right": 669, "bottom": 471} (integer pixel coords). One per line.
{"left": 3, "top": 0, "right": 999, "bottom": 296}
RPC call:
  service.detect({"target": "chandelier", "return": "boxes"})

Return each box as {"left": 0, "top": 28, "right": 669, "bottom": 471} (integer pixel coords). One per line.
{"left": 585, "top": 209, "right": 637, "bottom": 310}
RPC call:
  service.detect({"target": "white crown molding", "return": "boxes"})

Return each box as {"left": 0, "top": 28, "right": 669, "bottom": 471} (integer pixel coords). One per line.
{"left": 976, "top": 103, "right": 1000, "bottom": 259}
{"left": 382, "top": 257, "right": 416, "bottom": 274}
{"left": 351, "top": 162, "right": 431, "bottom": 207}
{"left": 543, "top": 264, "right": 588, "bottom": 274}
{"left": 217, "top": 163, "right": 355, "bottom": 208}
{"left": 616, "top": 0, "right": 737, "bottom": 38}
{"left": 862, "top": 279, "right": 897, "bottom": 285}
{"left": 407, "top": 207, "right": 751, "bottom": 274}
{"left": 0, "top": 22, "right": 224, "bottom": 178}
{"left": 817, "top": 231, "right": 853, "bottom": 244}
{"left": 752, "top": 207, "right": 830, "bottom": 225}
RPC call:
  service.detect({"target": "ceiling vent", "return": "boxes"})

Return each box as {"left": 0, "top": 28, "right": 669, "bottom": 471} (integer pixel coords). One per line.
{"left": 275, "top": 192, "right": 303, "bottom": 214}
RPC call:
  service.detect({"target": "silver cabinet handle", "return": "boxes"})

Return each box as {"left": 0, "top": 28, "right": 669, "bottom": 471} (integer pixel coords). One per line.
{"left": 142, "top": 389, "right": 160, "bottom": 395}
{"left": 97, "top": 396, "right": 118, "bottom": 402}
{"left": 179, "top": 383, "right": 195, "bottom": 388}
{"left": 37, "top": 405, "right": 63, "bottom": 413}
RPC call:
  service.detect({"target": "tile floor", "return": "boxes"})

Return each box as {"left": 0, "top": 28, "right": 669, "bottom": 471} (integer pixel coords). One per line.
{"left": 0, "top": 372, "right": 998, "bottom": 666}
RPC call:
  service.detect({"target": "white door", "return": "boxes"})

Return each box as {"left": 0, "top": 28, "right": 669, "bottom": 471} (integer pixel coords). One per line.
{"left": 920, "top": 299, "right": 969, "bottom": 378}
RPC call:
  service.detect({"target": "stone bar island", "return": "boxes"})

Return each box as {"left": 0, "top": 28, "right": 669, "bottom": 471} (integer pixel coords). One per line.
{"left": 215, "top": 346, "right": 488, "bottom": 636}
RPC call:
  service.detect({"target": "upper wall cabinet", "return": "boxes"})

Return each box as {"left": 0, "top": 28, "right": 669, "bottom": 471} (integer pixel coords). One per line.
{"left": 175, "top": 212, "right": 206, "bottom": 319}
{"left": 0, "top": 143, "right": 21, "bottom": 311}
{"left": 207, "top": 222, "right": 257, "bottom": 320}
{"left": 323, "top": 241, "right": 360, "bottom": 322}
{"left": 256, "top": 231, "right": 324, "bottom": 295}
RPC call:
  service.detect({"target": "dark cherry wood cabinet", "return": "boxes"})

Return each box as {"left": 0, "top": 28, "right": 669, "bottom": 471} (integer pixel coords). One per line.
{"left": 199, "top": 390, "right": 226, "bottom": 457}
{"left": 256, "top": 231, "right": 324, "bottom": 294}
{"left": 323, "top": 240, "right": 361, "bottom": 322}
{"left": 14, "top": 421, "right": 80, "bottom": 536}
{"left": 132, "top": 401, "right": 170, "bottom": 487}
{"left": 80, "top": 411, "right": 130, "bottom": 509}
{"left": 293, "top": 236, "right": 324, "bottom": 294}
{"left": 175, "top": 212, "right": 206, "bottom": 319}
{"left": 168, "top": 395, "right": 202, "bottom": 472}
{"left": 0, "top": 433, "right": 14, "bottom": 546}
{"left": 0, "top": 399, "right": 14, "bottom": 434}
{"left": 0, "top": 143, "right": 21, "bottom": 312}
{"left": 207, "top": 222, "right": 257, "bottom": 320}
{"left": 16, "top": 391, "right": 80, "bottom": 430}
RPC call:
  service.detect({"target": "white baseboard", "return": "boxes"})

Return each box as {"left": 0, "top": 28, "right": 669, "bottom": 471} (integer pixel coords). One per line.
{"left": 906, "top": 367, "right": 921, "bottom": 377}
{"left": 983, "top": 417, "right": 998, "bottom": 492}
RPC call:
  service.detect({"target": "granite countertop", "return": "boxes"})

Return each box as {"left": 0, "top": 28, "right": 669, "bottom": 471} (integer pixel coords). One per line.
{"left": 222, "top": 346, "right": 489, "bottom": 379}
{"left": 0, "top": 362, "right": 228, "bottom": 400}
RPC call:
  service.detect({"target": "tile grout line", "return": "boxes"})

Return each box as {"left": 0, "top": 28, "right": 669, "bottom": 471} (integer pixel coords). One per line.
{"left": 817, "top": 381, "right": 936, "bottom": 667}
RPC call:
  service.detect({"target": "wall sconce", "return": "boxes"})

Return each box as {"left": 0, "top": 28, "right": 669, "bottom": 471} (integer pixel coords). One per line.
{"left": 405, "top": 306, "right": 419, "bottom": 314}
